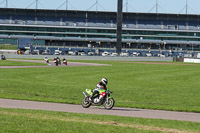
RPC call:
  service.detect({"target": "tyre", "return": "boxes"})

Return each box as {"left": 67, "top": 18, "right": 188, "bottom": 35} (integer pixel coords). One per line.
{"left": 82, "top": 97, "right": 91, "bottom": 108}
{"left": 104, "top": 98, "right": 115, "bottom": 110}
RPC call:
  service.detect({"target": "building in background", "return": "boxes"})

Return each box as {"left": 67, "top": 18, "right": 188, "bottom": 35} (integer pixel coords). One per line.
{"left": 0, "top": 8, "right": 200, "bottom": 55}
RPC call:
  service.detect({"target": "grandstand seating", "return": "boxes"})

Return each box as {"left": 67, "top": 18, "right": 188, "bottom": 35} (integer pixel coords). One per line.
{"left": 1, "top": 8, "right": 200, "bottom": 54}
{"left": 1, "top": 11, "right": 200, "bottom": 31}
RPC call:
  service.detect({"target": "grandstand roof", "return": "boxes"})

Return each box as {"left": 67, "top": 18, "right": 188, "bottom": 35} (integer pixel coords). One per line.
{"left": 0, "top": 7, "right": 200, "bottom": 17}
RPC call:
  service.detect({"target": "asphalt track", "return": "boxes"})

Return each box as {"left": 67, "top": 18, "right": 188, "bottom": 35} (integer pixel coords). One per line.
{"left": 0, "top": 98, "right": 200, "bottom": 122}
{"left": 1, "top": 59, "right": 200, "bottom": 122}
{"left": 0, "top": 59, "right": 109, "bottom": 68}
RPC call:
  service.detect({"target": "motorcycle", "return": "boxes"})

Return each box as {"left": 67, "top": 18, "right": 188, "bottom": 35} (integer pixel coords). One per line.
{"left": 57, "top": 58, "right": 61, "bottom": 65}
{"left": 53, "top": 59, "right": 58, "bottom": 66}
{"left": 44, "top": 58, "right": 49, "bottom": 63}
{"left": 63, "top": 59, "right": 67, "bottom": 65}
{"left": 1, "top": 55, "right": 6, "bottom": 60}
{"left": 82, "top": 89, "right": 115, "bottom": 110}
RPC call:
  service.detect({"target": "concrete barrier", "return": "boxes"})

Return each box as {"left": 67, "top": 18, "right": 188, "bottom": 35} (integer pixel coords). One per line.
{"left": 184, "top": 58, "right": 200, "bottom": 63}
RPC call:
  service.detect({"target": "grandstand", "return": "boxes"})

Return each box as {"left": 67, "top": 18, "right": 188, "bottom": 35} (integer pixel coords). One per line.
{"left": 0, "top": 7, "right": 200, "bottom": 56}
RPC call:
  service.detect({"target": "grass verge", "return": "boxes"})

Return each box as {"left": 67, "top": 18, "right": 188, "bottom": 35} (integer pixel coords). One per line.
{"left": 0, "top": 108, "right": 199, "bottom": 133}
{"left": 0, "top": 60, "right": 47, "bottom": 66}
{"left": 0, "top": 60, "right": 200, "bottom": 112}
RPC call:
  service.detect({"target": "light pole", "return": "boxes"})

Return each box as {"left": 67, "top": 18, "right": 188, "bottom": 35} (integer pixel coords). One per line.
{"left": 116, "top": 0, "right": 123, "bottom": 55}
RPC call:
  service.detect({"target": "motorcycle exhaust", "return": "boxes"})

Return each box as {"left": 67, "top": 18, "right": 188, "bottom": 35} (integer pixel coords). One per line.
{"left": 83, "top": 91, "right": 87, "bottom": 97}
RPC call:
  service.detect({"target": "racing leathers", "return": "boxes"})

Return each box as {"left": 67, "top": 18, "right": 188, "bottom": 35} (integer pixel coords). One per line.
{"left": 89, "top": 81, "right": 107, "bottom": 101}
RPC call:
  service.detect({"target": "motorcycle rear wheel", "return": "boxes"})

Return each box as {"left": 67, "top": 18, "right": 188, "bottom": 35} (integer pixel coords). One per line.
{"left": 82, "top": 97, "right": 92, "bottom": 108}
{"left": 104, "top": 98, "right": 115, "bottom": 110}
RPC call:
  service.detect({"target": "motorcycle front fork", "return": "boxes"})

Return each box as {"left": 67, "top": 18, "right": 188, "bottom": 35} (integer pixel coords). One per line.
{"left": 106, "top": 94, "right": 109, "bottom": 103}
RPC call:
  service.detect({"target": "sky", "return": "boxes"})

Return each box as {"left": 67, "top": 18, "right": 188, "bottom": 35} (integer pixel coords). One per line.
{"left": 0, "top": 0, "right": 200, "bottom": 14}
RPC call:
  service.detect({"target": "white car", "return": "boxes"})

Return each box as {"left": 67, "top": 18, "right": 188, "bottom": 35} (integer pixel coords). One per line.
{"left": 102, "top": 51, "right": 110, "bottom": 56}
{"left": 88, "top": 51, "right": 95, "bottom": 56}
{"left": 146, "top": 53, "right": 152, "bottom": 57}
{"left": 111, "top": 52, "right": 118, "bottom": 57}
{"left": 54, "top": 50, "right": 62, "bottom": 55}
{"left": 132, "top": 52, "right": 140, "bottom": 56}
{"left": 120, "top": 52, "right": 129, "bottom": 57}
{"left": 80, "top": 52, "right": 86, "bottom": 56}
{"left": 68, "top": 51, "right": 75, "bottom": 55}
{"left": 158, "top": 54, "right": 165, "bottom": 58}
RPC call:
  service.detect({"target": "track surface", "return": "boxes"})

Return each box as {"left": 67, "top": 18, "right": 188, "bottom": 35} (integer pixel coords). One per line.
{"left": 0, "top": 59, "right": 109, "bottom": 68}
{"left": 1, "top": 59, "right": 200, "bottom": 122}
{"left": 0, "top": 98, "right": 200, "bottom": 122}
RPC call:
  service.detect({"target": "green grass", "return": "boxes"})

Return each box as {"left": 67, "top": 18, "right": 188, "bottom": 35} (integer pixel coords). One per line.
{"left": 0, "top": 108, "right": 199, "bottom": 133}
{"left": 0, "top": 44, "right": 17, "bottom": 50}
{"left": 0, "top": 60, "right": 47, "bottom": 66}
{"left": 0, "top": 60, "right": 200, "bottom": 112}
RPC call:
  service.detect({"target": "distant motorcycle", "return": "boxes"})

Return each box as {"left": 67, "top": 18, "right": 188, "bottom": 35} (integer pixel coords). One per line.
{"left": 82, "top": 89, "right": 115, "bottom": 110}
{"left": 1, "top": 55, "right": 6, "bottom": 60}
{"left": 63, "top": 58, "right": 67, "bottom": 65}
{"left": 58, "top": 59, "right": 61, "bottom": 65}
{"left": 53, "top": 58, "right": 58, "bottom": 66}
{"left": 44, "top": 57, "right": 49, "bottom": 63}
{"left": 57, "top": 57, "right": 61, "bottom": 65}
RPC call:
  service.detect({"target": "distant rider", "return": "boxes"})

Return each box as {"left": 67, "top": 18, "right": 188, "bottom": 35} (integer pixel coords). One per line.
{"left": 63, "top": 58, "right": 67, "bottom": 62}
{"left": 44, "top": 56, "right": 48, "bottom": 60}
{"left": 89, "top": 78, "right": 108, "bottom": 101}
{"left": 57, "top": 57, "right": 61, "bottom": 65}
{"left": 1, "top": 55, "right": 6, "bottom": 60}
{"left": 63, "top": 58, "right": 67, "bottom": 65}
{"left": 44, "top": 56, "right": 49, "bottom": 63}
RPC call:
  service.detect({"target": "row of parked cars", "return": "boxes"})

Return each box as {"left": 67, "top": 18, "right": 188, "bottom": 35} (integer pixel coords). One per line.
{"left": 30, "top": 49, "right": 169, "bottom": 57}
{"left": 30, "top": 48, "right": 200, "bottom": 58}
{"left": 100, "top": 51, "right": 167, "bottom": 57}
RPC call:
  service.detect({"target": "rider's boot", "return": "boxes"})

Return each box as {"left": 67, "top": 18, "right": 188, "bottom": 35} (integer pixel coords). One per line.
{"left": 89, "top": 94, "right": 94, "bottom": 102}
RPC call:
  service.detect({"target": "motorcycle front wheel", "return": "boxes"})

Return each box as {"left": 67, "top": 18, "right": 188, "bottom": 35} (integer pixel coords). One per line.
{"left": 104, "top": 98, "right": 115, "bottom": 110}
{"left": 82, "top": 97, "right": 92, "bottom": 108}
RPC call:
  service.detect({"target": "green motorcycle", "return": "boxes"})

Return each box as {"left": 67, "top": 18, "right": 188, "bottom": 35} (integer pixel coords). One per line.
{"left": 82, "top": 89, "right": 115, "bottom": 110}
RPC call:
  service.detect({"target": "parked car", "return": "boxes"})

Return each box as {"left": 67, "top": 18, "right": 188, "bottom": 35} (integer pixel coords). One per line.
{"left": 146, "top": 53, "right": 152, "bottom": 57}
{"left": 120, "top": 52, "right": 129, "bottom": 57}
{"left": 111, "top": 52, "right": 118, "bottom": 57}
{"left": 32, "top": 50, "right": 39, "bottom": 55}
{"left": 68, "top": 51, "right": 75, "bottom": 55}
{"left": 42, "top": 50, "right": 50, "bottom": 55}
{"left": 54, "top": 50, "right": 62, "bottom": 55}
{"left": 78, "top": 52, "right": 86, "bottom": 56}
{"left": 102, "top": 51, "right": 111, "bottom": 56}
{"left": 88, "top": 51, "right": 95, "bottom": 56}
{"left": 184, "top": 54, "right": 192, "bottom": 58}
{"left": 158, "top": 54, "right": 165, "bottom": 58}
{"left": 132, "top": 52, "right": 140, "bottom": 56}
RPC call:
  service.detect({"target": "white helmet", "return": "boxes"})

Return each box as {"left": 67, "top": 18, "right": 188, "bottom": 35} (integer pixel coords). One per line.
{"left": 101, "top": 78, "right": 108, "bottom": 85}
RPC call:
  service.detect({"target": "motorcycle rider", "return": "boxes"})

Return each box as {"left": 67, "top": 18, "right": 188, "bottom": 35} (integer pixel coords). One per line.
{"left": 1, "top": 55, "right": 6, "bottom": 60}
{"left": 63, "top": 58, "right": 67, "bottom": 65}
{"left": 44, "top": 56, "right": 49, "bottom": 63}
{"left": 54, "top": 57, "right": 57, "bottom": 60}
{"left": 89, "top": 78, "right": 108, "bottom": 102}
{"left": 57, "top": 57, "right": 61, "bottom": 65}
